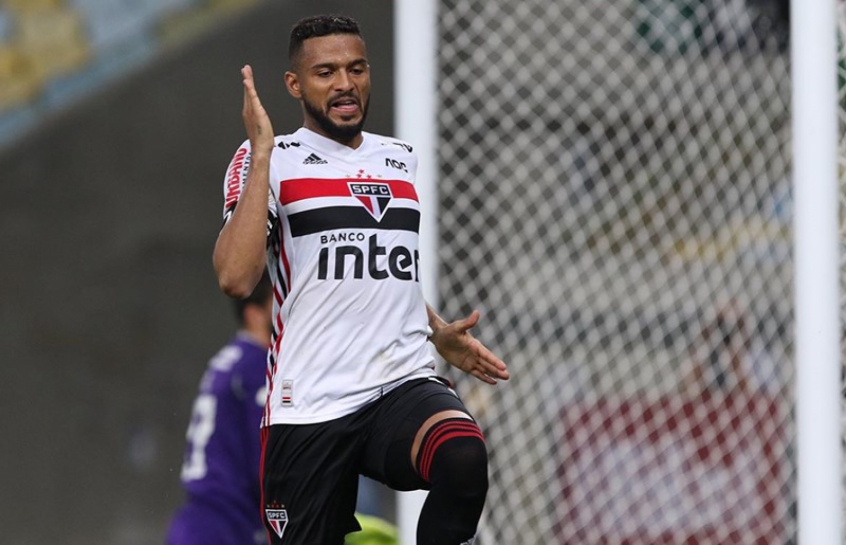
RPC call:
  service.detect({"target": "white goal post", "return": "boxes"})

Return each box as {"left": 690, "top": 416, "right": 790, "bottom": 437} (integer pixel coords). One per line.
{"left": 791, "top": 0, "right": 841, "bottom": 542}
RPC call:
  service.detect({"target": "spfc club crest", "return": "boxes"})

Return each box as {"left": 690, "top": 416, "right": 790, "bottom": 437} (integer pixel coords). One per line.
{"left": 348, "top": 182, "right": 393, "bottom": 222}
{"left": 265, "top": 508, "right": 289, "bottom": 539}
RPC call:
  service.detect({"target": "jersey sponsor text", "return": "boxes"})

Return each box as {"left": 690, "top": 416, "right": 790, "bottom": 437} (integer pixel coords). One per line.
{"left": 317, "top": 234, "right": 420, "bottom": 281}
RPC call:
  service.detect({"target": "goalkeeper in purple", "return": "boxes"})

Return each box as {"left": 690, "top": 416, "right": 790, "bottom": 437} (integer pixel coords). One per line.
{"left": 166, "top": 276, "right": 273, "bottom": 545}
{"left": 214, "top": 14, "right": 510, "bottom": 545}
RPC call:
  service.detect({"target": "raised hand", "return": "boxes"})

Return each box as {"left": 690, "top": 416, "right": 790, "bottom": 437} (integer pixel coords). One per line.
{"left": 429, "top": 310, "right": 510, "bottom": 385}
{"left": 241, "top": 65, "right": 274, "bottom": 154}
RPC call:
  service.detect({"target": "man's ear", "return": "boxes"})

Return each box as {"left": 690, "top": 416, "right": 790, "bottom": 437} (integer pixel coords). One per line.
{"left": 285, "top": 71, "right": 301, "bottom": 99}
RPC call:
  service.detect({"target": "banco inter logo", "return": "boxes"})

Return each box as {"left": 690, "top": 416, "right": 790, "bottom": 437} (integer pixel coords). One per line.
{"left": 318, "top": 234, "right": 420, "bottom": 282}
{"left": 348, "top": 182, "right": 392, "bottom": 222}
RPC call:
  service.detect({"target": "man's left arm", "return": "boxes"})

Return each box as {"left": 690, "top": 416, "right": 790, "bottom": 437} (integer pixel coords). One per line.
{"left": 426, "top": 304, "right": 510, "bottom": 385}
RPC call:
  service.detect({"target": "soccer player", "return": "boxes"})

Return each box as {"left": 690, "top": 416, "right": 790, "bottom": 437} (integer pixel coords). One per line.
{"left": 166, "top": 275, "right": 273, "bottom": 545}
{"left": 213, "top": 14, "right": 510, "bottom": 545}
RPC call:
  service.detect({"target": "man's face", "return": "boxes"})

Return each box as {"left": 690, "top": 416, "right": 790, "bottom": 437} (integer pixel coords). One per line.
{"left": 286, "top": 34, "right": 371, "bottom": 144}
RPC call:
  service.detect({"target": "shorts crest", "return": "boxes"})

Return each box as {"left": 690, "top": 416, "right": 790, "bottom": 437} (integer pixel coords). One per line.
{"left": 265, "top": 507, "right": 289, "bottom": 539}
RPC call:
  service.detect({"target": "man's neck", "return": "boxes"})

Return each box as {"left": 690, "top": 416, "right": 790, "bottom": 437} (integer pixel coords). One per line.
{"left": 302, "top": 120, "right": 363, "bottom": 149}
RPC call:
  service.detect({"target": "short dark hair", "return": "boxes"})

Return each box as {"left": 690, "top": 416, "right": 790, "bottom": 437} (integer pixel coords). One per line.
{"left": 233, "top": 271, "right": 272, "bottom": 325}
{"left": 289, "top": 14, "right": 362, "bottom": 67}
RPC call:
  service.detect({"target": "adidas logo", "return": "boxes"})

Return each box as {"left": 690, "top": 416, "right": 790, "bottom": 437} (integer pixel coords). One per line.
{"left": 303, "top": 153, "right": 328, "bottom": 165}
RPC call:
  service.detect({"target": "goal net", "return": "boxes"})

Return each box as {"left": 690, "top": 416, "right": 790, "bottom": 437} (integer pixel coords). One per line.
{"left": 434, "top": 1, "right": 798, "bottom": 543}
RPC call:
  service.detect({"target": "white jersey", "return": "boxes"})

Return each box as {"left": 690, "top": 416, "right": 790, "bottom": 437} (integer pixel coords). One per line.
{"left": 222, "top": 127, "right": 436, "bottom": 425}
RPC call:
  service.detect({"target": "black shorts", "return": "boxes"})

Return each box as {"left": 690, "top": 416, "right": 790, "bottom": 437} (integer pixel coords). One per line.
{"left": 260, "top": 376, "right": 471, "bottom": 545}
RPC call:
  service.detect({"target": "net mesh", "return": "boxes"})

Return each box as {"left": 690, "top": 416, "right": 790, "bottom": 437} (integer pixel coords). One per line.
{"left": 435, "top": 1, "right": 796, "bottom": 543}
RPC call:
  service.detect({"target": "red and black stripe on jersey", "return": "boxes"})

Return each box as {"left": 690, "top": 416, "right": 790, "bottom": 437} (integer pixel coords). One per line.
{"left": 288, "top": 207, "right": 420, "bottom": 237}
{"left": 264, "top": 210, "right": 292, "bottom": 427}
{"left": 279, "top": 178, "right": 420, "bottom": 236}
{"left": 268, "top": 219, "right": 289, "bottom": 299}
{"left": 280, "top": 178, "right": 418, "bottom": 202}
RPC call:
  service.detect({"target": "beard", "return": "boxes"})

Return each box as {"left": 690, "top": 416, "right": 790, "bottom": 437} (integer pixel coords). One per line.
{"left": 303, "top": 93, "right": 369, "bottom": 144}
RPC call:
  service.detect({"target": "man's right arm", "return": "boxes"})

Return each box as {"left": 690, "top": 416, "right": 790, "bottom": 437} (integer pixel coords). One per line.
{"left": 213, "top": 65, "right": 275, "bottom": 298}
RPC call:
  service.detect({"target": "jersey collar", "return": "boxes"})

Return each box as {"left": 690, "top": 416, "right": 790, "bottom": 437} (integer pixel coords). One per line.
{"left": 295, "top": 127, "right": 371, "bottom": 157}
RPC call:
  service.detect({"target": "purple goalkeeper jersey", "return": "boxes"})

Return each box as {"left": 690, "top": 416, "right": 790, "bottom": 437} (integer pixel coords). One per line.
{"left": 167, "top": 335, "right": 268, "bottom": 545}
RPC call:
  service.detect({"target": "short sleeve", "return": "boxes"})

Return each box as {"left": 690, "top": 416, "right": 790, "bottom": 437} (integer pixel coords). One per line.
{"left": 221, "top": 139, "right": 278, "bottom": 236}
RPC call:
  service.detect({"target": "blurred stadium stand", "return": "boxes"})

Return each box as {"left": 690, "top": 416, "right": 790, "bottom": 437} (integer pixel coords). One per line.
{"left": 0, "top": 1, "right": 393, "bottom": 543}
{"left": 0, "top": 0, "right": 258, "bottom": 149}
